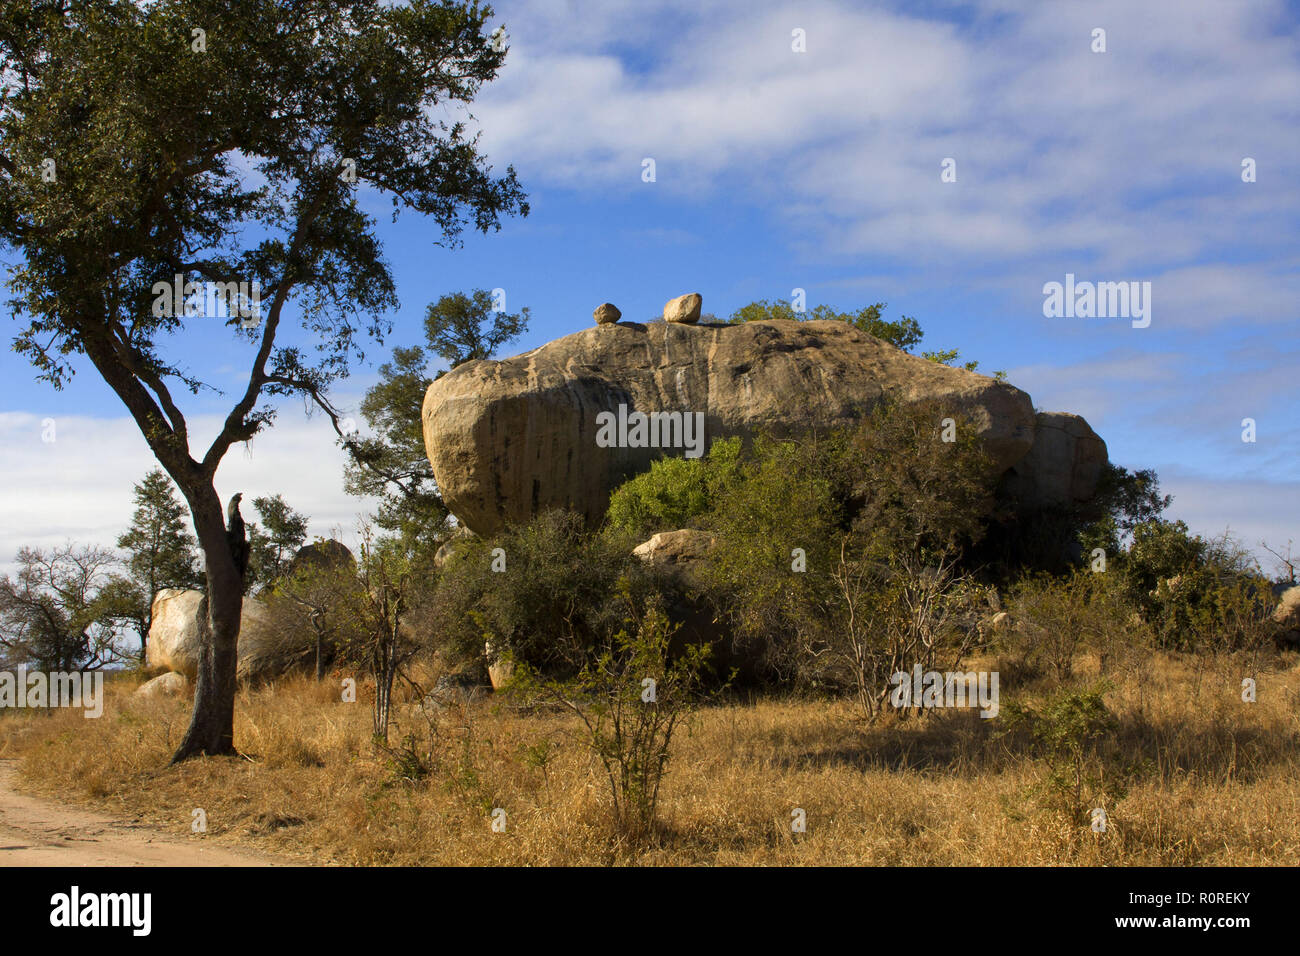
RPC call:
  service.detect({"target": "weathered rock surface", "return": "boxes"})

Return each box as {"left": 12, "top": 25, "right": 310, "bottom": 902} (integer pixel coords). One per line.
{"left": 286, "top": 539, "right": 355, "bottom": 578}
{"left": 422, "top": 319, "right": 1102, "bottom": 536}
{"left": 485, "top": 640, "right": 515, "bottom": 691}
{"left": 146, "top": 589, "right": 205, "bottom": 679}
{"left": 1001, "top": 412, "right": 1108, "bottom": 511}
{"left": 663, "top": 292, "right": 703, "bottom": 324}
{"left": 633, "top": 529, "right": 717, "bottom": 569}
{"left": 146, "top": 588, "right": 297, "bottom": 682}
{"left": 593, "top": 303, "right": 622, "bottom": 325}
{"left": 433, "top": 525, "right": 476, "bottom": 569}
{"left": 1273, "top": 585, "right": 1300, "bottom": 648}
{"left": 134, "top": 671, "right": 189, "bottom": 699}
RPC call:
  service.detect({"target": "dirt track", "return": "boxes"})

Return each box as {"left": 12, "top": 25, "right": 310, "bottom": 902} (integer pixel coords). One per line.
{"left": 0, "top": 761, "right": 286, "bottom": 866}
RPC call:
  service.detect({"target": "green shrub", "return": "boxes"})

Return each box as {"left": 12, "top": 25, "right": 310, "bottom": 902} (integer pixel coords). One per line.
{"left": 604, "top": 437, "right": 742, "bottom": 541}
{"left": 1008, "top": 568, "right": 1131, "bottom": 681}
{"left": 1001, "top": 685, "right": 1129, "bottom": 823}
{"left": 509, "top": 601, "right": 717, "bottom": 843}
{"left": 430, "top": 510, "right": 659, "bottom": 676}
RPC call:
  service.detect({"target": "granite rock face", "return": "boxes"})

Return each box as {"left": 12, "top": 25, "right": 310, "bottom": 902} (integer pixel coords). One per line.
{"left": 421, "top": 319, "right": 1102, "bottom": 535}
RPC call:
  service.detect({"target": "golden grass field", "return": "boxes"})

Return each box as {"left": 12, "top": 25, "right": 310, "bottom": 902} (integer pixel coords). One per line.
{"left": 3, "top": 645, "right": 1297, "bottom": 866}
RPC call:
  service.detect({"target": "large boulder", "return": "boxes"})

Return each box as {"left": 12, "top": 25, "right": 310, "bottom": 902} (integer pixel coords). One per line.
{"left": 422, "top": 319, "right": 1069, "bottom": 536}
{"left": 285, "top": 539, "right": 354, "bottom": 578}
{"left": 663, "top": 292, "right": 703, "bottom": 324}
{"left": 1001, "top": 412, "right": 1108, "bottom": 511}
{"left": 146, "top": 589, "right": 205, "bottom": 679}
{"left": 146, "top": 589, "right": 298, "bottom": 682}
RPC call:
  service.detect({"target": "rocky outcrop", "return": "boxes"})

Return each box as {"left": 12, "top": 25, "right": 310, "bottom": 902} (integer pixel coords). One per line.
{"left": 146, "top": 588, "right": 302, "bottom": 682}
{"left": 1001, "top": 412, "right": 1108, "bottom": 511}
{"left": 433, "top": 525, "right": 476, "bottom": 569}
{"left": 134, "top": 671, "right": 189, "bottom": 699}
{"left": 633, "top": 529, "right": 717, "bottom": 569}
{"left": 286, "top": 539, "right": 355, "bottom": 578}
{"left": 422, "top": 319, "right": 1064, "bottom": 536}
{"left": 147, "top": 589, "right": 206, "bottom": 679}
{"left": 1273, "top": 585, "right": 1300, "bottom": 649}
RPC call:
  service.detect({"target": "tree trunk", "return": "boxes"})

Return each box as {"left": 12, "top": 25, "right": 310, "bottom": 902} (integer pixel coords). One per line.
{"left": 171, "top": 488, "right": 242, "bottom": 762}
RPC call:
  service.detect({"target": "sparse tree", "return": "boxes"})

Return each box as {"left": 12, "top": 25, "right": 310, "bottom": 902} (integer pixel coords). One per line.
{"left": 0, "top": 545, "right": 126, "bottom": 670}
{"left": 423, "top": 288, "right": 529, "bottom": 370}
{"left": 111, "top": 469, "right": 202, "bottom": 663}
{"left": 250, "top": 494, "right": 309, "bottom": 585}
{"left": 0, "top": 1, "right": 527, "bottom": 760}
{"left": 341, "top": 291, "right": 528, "bottom": 556}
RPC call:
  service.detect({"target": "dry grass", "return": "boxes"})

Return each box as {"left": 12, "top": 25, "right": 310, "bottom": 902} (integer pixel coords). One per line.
{"left": 3, "top": 646, "right": 1298, "bottom": 866}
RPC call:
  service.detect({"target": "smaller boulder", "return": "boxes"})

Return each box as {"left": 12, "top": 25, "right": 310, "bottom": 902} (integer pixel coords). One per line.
{"left": 434, "top": 525, "right": 476, "bottom": 569}
{"left": 632, "top": 529, "right": 717, "bottom": 569}
{"left": 1273, "top": 585, "right": 1300, "bottom": 648}
{"left": 485, "top": 640, "right": 515, "bottom": 691}
{"left": 593, "top": 303, "right": 622, "bottom": 325}
{"left": 135, "top": 671, "right": 189, "bottom": 699}
{"left": 663, "top": 292, "right": 702, "bottom": 324}
{"left": 287, "top": 539, "right": 355, "bottom": 578}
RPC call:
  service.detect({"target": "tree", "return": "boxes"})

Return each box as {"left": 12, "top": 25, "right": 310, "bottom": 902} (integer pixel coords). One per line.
{"left": 342, "top": 292, "right": 528, "bottom": 554}
{"left": 727, "top": 299, "right": 1005, "bottom": 377}
{"left": 263, "top": 548, "right": 359, "bottom": 681}
{"left": 1, "top": 1, "right": 527, "bottom": 761}
{"left": 729, "top": 298, "right": 922, "bottom": 351}
{"left": 423, "top": 288, "right": 529, "bottom": 370}
{"left": 510, "top": 602, "right": 715, "bottom": 843}
{"left": 335, "top": 523, "right": 420, "bottom": 744}
{"left": 249, "top": 494, "right": 309, "bottom": 585}
{"left": 0, "top": 545, "right": 125, "bottom": 670}
{"left": 113, "top": 468, "right": 203, "bottom": 663}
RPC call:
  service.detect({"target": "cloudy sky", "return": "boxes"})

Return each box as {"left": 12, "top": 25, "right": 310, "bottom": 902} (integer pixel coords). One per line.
{"left": 2, "top": 0, "right": 1298, "bottom": 577}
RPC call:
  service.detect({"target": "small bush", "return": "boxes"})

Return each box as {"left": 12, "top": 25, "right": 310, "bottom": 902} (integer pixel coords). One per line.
{"left": 509, "top": 600, "right": 717, "bottom": 844}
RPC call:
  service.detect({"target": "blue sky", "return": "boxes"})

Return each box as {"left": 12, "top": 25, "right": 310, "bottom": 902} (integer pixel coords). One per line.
{"left": 2, "top": 0, "right": 1298, "bottom": 575}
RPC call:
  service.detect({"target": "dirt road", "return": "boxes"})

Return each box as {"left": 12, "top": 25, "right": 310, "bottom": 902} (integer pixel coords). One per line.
{"left": 0, "top": 761, "right": 287, "bottom": 866}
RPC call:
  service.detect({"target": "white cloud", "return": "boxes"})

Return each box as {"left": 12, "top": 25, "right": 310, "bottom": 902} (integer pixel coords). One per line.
{"left": 477, "top": 0, "right": 1299, "bottom": 305}
{"left": 0, "top": 410, "right": 377, "bottom": 580}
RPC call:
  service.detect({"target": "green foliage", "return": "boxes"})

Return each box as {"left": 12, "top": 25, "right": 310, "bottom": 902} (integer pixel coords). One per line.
{"left": 342, "top": 345, "right": 449, "bottom": 552}
{"left": 845, "top": 400, "right": 996, "bottom": 559}
{"left": 728, "top": 298, "right": 923, "bottom": 352}
{"left": 696, "top": 433, "right": 845, "bottom": 677}
{"left": 431, "top": 511, "right": 652, "bottom": 674}
{"left": 725, "top": 298, "right": 1005, "bottom": 378}
{"left": 1008, "top": 569, "right": 1129, "bottom": 681}
{"left": 1121, "top": 524, "right": 1275, "bottom": 653}
{"left": 601, "top": 400, "right": 1001, "bottom": 690}
{"left": 1001, "top": 686, "right": 1128, "bottom": 822}
{"left": 424, "top": 288, "right": 530, "bottom": 370}
{"left": 249, "top": 494, "right": 310, "bottom": 586}
{"left": 509, "top": 601, "right": 717, "bottom": 842}
{"left": 603, "top": 437, "right": 742, "bottom": 541}
{"left": 113, "top": 469, "right": 202, "bottom": 660}
{"left": 1078, "top": 464, "right": 1172, "bottom": 558}
{"left": 343, "top": 289, "right": 528, "bottom": 557}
